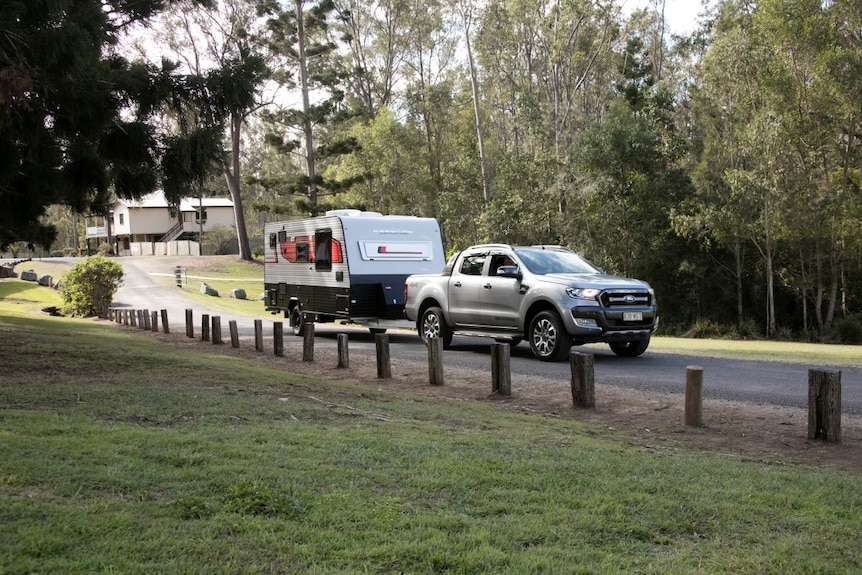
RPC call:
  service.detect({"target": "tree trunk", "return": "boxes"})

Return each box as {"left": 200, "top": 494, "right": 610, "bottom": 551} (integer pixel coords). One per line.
{"left": 297, "top": 0, "right": 318, "bottom": 213}
{"left": 223, "top": 112, "right": 252, "bottom": 261}
{"left": 460, "top": 1, "right": 490, "bottom": 204}
{"left": 735, "top": 238, "right": 743, "bottom": 323}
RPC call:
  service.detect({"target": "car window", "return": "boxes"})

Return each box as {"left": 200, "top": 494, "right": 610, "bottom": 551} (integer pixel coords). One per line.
{"left": 459, "top": 254, "right": 487, "bottom": 276}
{"left": 514, "top": 248, "right": 598, "bottom": 275}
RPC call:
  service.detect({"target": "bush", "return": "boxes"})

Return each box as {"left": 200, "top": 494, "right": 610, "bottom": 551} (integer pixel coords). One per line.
{"left": 834, "top": 315, "right": 862, "bottom": 345}
{"left": 59, "top": 256, "right": 124, "bottom": 317}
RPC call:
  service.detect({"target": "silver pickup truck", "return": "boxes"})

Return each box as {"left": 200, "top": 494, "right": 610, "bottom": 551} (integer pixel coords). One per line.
{"left": 404, "top": 244, "right": 659, "bottom": 361}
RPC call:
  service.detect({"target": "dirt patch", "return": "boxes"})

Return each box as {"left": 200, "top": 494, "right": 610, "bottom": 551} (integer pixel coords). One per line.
{"left": 107, "top": 316, "right": 862, "bottom": 475}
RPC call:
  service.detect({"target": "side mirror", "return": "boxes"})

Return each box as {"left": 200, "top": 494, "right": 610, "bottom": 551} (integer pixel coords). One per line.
{"left": 497, "top": 265, "right": 521, "bottom": 280}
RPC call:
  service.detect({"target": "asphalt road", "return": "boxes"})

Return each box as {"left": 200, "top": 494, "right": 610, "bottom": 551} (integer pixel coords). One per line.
{"left": 102, "top": 257, "right": 862, "bottom": 416}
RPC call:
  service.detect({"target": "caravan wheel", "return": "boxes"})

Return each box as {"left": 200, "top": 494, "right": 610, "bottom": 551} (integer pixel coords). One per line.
{"left": 290, "top": 307, "right": 306, "bottom": 336}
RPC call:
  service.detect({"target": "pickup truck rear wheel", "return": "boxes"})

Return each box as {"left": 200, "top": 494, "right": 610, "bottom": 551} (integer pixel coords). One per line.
{"left": 419, "top": 306, "right": 453, "bottom": 349}
{"left": 609, "top": 337, "right": 650, "bottom": 357}
{"left": 529, "top": 311, "right": 572, "bottom": 362}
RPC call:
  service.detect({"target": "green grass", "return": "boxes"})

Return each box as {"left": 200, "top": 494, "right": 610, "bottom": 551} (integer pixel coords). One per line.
{"left": 0, "top": 279, "right": 62, "bottom": 311}
{"left": 165, "top": 258, "right": 265, "bottom": 316}
{"left": 1, "top": 311, "right": 860, "bottom": 573}
{"left": 649, "top": 336, "right": 862, "bottom": 366}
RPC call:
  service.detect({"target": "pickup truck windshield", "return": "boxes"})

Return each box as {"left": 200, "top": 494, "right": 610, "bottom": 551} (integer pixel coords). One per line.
{"left": 514, "top": 248, "right": 599, "bottom": 275}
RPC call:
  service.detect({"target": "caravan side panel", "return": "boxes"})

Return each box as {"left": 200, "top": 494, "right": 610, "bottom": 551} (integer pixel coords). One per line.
{"left": 264, "top": 213, "right": 445, "bottom": 327}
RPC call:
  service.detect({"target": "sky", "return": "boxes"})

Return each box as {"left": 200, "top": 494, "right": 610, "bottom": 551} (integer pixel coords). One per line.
{"left": 626, "top": 0, "right": 706, "bottom": 35}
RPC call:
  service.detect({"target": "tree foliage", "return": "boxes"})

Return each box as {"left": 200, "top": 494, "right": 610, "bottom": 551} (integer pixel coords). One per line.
{"left": 0, "top": 0, "right": 213, "bottom": 250}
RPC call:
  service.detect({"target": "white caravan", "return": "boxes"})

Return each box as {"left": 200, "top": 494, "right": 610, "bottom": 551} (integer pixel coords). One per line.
{"left": 263, "top": 210, "right": 445, "bottom": 335}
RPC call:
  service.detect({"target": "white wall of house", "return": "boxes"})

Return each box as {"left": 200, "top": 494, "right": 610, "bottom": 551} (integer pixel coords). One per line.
{"left": 86, "top": 191, "right": 236, "bottom": 243}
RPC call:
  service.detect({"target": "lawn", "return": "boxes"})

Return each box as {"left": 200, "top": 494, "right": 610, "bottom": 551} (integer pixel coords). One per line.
{"left": 1, "top": 292, "right": 860, "bottom": 573}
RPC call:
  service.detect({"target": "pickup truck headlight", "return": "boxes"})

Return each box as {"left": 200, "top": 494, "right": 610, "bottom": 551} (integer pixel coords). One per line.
{"left": 566, "top": 287, "right": 600, "bottom": 300}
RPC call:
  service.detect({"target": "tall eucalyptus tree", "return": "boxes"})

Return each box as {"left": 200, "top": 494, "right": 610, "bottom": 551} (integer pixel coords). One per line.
{"left": 151, "top": 0, "right": 270, "bottom": 260}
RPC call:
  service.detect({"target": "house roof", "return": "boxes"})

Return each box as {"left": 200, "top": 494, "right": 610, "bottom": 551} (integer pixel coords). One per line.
{"left": 117, "top": 190, "right": 234, "bottom": 211}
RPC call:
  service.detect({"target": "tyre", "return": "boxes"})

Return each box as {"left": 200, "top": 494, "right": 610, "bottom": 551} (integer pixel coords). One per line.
{"left": 529, "top": 311, "right": 572, "bottom": 362}
{"left": 290, "top": 306, "right": 305, "bottom": 337}
{"left": 609, "top": 337, "right": 650, "bottom": 357}
{"left": 419, "top": 306, "right": 453, "bottom": 349}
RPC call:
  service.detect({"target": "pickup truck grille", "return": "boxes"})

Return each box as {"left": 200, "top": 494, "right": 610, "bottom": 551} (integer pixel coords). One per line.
{"left": 600, "top": 290, "right": 652, "bottom": 307}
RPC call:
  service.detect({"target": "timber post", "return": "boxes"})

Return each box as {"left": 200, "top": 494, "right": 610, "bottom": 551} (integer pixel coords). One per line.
{"left": 570, "top": 352, "right": 595, "bottom": 408}
{"left": 375, "top": 333, "right": 391, "bottom": 379}
{"left": 302, "top": 323, "right": 315, "bottom": 362}
{"left": 211, "top": 316, "right": 222, "bottom": 345}
{"left": 685, "top": 366, "right": 704, "bottom": 427}
{"left": 808, "top": 369, "right": 841, "bottom": 442}
{"left": 337, "top": 333, "right": 349, "bottom": 368}
{"left": 151, "top": 311, "right": 158, "bottom": 332}
{"left": 491, "top": 343, "right": 511, "bottom": 395}
{"left": 185, "top": 309, "right": 194, "bottom": 338}
{"left": 161, "top": 309, "right": 169, "bottom": 334}
{"left": 428, "top": 337, "right": 443, "bottom": 386}
{"left": 229, "top": 320, "right": 239, "bottom": 348}
{"left": 273, "top": 322, "right": 284, "bottom": 357}
{"left": 254, "top": 320, "right": 263, "bottom": 352}
{"left": 201, "top": 314, "right": 210, "bottom": 342}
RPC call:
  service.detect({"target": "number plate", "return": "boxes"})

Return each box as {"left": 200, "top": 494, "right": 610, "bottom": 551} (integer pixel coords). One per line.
{"left": 623, "top": 311, "right": 643, "bottom": 322}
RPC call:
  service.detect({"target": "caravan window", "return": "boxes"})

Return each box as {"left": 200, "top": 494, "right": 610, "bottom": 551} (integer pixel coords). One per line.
{"left": 295, "top": 242, "right": 308, "bottom": 262}
{"left": 315, "top": 229, "right": 332, "bottom": 271}
{"left": 277, "top": 231, "right": 287, "bottom": 244}
{"left": 269, "top": 233, "right": 277, "bottom": 249}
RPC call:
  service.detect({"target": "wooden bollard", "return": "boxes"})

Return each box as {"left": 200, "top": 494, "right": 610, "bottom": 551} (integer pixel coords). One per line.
{"left": 685, "top": 366, "right": 704, "bottom": 427}
{"left": 302, "top": 323, "right": 315, "bottom": 362}
{"left": 229, "top": 320, "right": 239, "bottom": 348}
{"left": 491, "top": 343, "right": 511, "bottom": 395}
{"left": 273, "top": 322, "right": 284, "bottom": 357}
{"left": 123, "top": 309, "right": 130, "bottom": 325}
{"left": 428, "top": 337, "right": 444, "bottom": 386}
{"left": 211, "top": 316, "right": 222, "bottom": 345}
{"left": 142, "top": 309, "right": 151, "bottom": 330}
{"left": 130, "top": 309, "right": 138, "bottom": 327}
{"left": 808, "top": 369, "right": 841, "bottom": 442}
{"left": 375, "top": 333, "right": 391, "bottom": 379}
{"left": 254, "top": 319, "right": 263, "bottom": 352}
{"left": 201, "top": 314, "right": 210, "bottom": 342}
{"left": 115, "top": 309, "right": 122, "bottom": 324}
{"left": 337, "top": 333, "right": 349, "bottom": 368}
{"left": 570, "top": 352, "right": 595, "bottom": 408}
{"left": 185, "top": 309, "right": 194, "bottom": 338}
{"left": 161, "top": 309, "right": 169, "bottom": 334}
{"left": 151, "top": 311, "right": 158, "bottom": 332}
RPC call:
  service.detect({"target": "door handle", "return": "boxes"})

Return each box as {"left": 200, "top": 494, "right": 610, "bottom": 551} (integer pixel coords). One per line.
{"left": 483, "top": 284, "right": 492, "bottom": 289}
{"left": 453, "top": 281, "right": 462, "bottom": 288}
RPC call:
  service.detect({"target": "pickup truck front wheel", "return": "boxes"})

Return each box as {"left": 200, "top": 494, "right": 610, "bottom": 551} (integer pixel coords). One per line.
{"left": 529, "top": 311, "right": 572, "bottom": 362}
{"left": 419, "top": 306, "right": 453, "bottom": 349}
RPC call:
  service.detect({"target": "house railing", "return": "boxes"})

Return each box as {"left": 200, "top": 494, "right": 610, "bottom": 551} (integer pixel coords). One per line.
{"left": 158, "top": 220, "right": 185, "bottom": 243}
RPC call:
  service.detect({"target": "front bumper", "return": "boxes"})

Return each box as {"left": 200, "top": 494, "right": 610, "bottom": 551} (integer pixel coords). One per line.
{"left": 565, "top": 305, "right": 658, "bottom": 343}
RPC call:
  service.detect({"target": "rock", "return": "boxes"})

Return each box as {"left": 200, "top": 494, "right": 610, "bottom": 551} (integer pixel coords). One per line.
{"left": 38, "top": 275, "right": 52, "bottom": 287}
{"left": 229, "top": 288, "right": 247, "bottom": 300}
{"left": 21, "top": 269, "right": 37, "bottom": 281}
{"left": 199, "top": 282, "right": 219, "bottom": 297}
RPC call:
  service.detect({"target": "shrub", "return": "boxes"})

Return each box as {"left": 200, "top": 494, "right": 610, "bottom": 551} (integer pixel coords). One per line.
{"left": 834, "top": 315, "right": 862, "bottom": 345}
{"left": 691, "top": 317, "right": 722, "bottom": 338}
{"left": 735, "top": 317, "right": 760, "bottom": 339}
{"left": 59, "top": 256, "right": 124, "bottom": 317}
